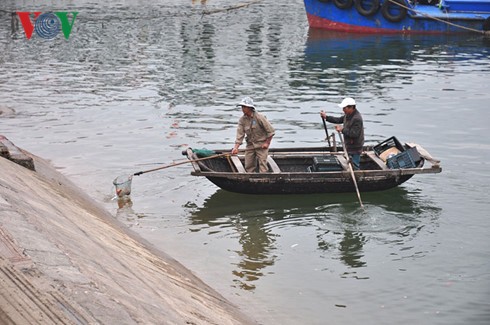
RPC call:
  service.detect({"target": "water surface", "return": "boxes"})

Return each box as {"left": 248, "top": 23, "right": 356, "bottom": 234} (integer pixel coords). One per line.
{"left": 1, "top": 1, "right": 490, "bottom": 324}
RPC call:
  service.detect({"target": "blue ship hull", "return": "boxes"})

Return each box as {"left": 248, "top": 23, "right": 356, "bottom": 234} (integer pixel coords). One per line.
{"left": 304, "top": 0, "right": 490, "bottom": 34}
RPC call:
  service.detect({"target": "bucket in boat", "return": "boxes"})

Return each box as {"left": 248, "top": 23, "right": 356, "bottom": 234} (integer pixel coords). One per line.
{"left": 113, "top": 175, "right": 132, "bottom": 197}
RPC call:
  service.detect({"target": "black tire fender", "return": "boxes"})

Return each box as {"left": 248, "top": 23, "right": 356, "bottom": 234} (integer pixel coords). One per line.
{"left": 355, "top": 0, "right": 380, "bottom": 16}
{"left": 333, "top": 0, "right": 354, "bottom": 10}
{"left": 381, "top": 0, "right": 408, "bottom": 23}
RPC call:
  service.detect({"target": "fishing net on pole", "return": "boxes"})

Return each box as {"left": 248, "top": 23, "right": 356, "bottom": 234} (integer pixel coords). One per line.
{"left": 113, "top": 175, "right": 132, "bottom": 197}
{"left": 112, "top": 148, "right": 223, "bottom": 198}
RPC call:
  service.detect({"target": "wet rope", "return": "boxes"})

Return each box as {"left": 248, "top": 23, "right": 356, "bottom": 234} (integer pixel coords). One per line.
{"left": 388, "top": 0, "right": 485, "bottom": 35}
{"left": 1, "top": 1, "right": 264, "bottom": 21}
{"left": 202, "top": 0, "right": 263, "bottom": 15}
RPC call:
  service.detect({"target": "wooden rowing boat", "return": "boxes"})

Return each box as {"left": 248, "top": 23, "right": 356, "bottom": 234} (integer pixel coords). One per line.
{"left": 183, "top": 138, "right": 441, "bottom": 195}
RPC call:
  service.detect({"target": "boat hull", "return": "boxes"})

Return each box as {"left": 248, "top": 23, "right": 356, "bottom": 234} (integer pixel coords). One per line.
{"left": 304, "top": 0, "right": 490, "bottom": 34}
{"left": 203, "top": 172, "right": 415, "bottom": 195}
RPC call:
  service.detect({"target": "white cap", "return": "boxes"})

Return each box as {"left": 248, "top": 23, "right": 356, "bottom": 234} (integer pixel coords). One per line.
{"left": 238, "top": 97, "right": 255, "bottom": 109}
{"left": 338, "top": 97, "right": 356, "bottom": 108}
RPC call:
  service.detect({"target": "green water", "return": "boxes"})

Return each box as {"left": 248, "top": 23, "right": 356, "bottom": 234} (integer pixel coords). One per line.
{"left": 1, "top": 1, "right": 489, "bottom": 324}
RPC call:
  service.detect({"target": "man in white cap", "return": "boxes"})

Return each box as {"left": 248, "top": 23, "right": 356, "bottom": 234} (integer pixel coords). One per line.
{"left": 232, "top": 97, "right": 275, "bottom": 173}
{"left": 320, "top": 97, "right": 364, "bottom": 170}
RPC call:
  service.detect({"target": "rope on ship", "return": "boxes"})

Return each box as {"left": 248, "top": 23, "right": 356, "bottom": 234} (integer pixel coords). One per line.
{"left": 387, "top": 0, "right": 488, "bottom": 35}
{"left": 202, "top": 0, "right": 263, "bottom": 15}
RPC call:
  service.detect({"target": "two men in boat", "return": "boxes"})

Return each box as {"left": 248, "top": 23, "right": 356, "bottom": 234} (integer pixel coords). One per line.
{"left": 321, "top": 97, "right": 364, "bottom": 170}
{"left": 231, "top": 97, "right": 275, "bottom": 173}
{"left": 230, "top": 96, "right": 363, "bottom": 172}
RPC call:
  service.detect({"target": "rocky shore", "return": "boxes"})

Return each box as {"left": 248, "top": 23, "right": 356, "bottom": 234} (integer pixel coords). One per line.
{"left": 0, "top": 136, "right": 256, "bottom": 324}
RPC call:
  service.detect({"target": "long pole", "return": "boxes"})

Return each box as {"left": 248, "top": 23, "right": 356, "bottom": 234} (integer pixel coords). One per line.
{"left": 337, "top": 131, "right": 364, "bottom": 208}
{"left": 133, "top": 147, "right": 256, "bottom": 176}
{"left": 322, "top": 118, "right": 332, "bottom": 147}
{"left": 114, "top": 148, "right": 254, "bottom": 197}
{"left": 133, "top": 152, "right": 230, "bottom": 176}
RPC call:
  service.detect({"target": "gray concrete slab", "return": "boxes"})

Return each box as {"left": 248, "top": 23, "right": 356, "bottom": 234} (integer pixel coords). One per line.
{"left": 0, "top": 143, "right": 256, "bottom": 324}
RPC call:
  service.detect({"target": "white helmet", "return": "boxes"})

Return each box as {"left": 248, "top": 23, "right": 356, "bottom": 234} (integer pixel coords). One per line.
{"left": 238, "top": 97, "right": 256, "bottom": 109}
{"left": 338, "top": 97, "right": 356, "bottom": 108}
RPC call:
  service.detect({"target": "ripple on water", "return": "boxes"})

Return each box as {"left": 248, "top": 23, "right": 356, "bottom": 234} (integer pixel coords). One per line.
{"left": 2, "top": 2, "right": 488, "bottom": 324}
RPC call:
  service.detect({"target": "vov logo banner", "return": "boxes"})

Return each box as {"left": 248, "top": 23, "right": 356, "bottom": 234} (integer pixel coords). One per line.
{"left": 16, "top": 12, "right": 78, "bottom": 40}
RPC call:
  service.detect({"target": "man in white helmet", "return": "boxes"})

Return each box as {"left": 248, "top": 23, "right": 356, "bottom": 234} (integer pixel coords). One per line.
{"left": 231, "top": 97, "right": 275, "bottom": 173}
{"left": 320, "top": 97, "right": 364, "bottom": 170}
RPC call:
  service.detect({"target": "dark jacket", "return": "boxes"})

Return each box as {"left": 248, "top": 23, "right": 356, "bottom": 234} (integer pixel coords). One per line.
{"left": 326, "top": 109, "right": 364, "bottom": 154}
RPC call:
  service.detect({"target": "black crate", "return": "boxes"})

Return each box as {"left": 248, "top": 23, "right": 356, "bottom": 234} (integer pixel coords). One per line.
{"left": 312, "top": 156, "right": 343, "bottom": 172}
{"left": 373, "top": 136, "right": 405, "bottom": 157}
{"left": 386, "top": 147, "right": 420, "bottom": 169}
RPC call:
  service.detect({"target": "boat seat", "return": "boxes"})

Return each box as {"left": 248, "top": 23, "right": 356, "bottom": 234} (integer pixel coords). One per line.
{"left": 267, "top": 156, "right": 281, "bottom": 173}
{"left": 230, "top": 155, "right": 246, "bottom": 173}
{"left": 366, "top": 152, "right": 389, "bottom": 170}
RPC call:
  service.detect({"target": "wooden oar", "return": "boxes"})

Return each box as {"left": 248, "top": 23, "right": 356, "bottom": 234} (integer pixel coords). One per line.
{"left": 322, "top": 117, "right": 332, "bottom": 147}
{"left": 337, "top": 131, "right": 364, "bottom": 208}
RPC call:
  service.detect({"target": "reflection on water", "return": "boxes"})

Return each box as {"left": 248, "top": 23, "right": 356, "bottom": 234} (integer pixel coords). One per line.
{"left": 337, "top": 230, "right": 366, "bottom": 269}
{"left": 114, "top": 196, "right": 151, "bottom": 228}
{"left": 297, "top": 30, "right": 490, "bottom": 102}
{"left": 2, "top": 1, "right": 490, "bottom": 324}
{"left": 232, "top": 215, "right": 276, "bottom": 290}
{"left": 188, "top": 187, "right": 441, "bottom": 289}
{"left": 116, "top": 196, "right": 133, "bottom": 210}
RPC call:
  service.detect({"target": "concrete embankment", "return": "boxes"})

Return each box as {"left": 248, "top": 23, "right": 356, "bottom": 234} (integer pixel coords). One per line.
{"left": 0, "top": 136, "right": 256, "bottom": 324}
